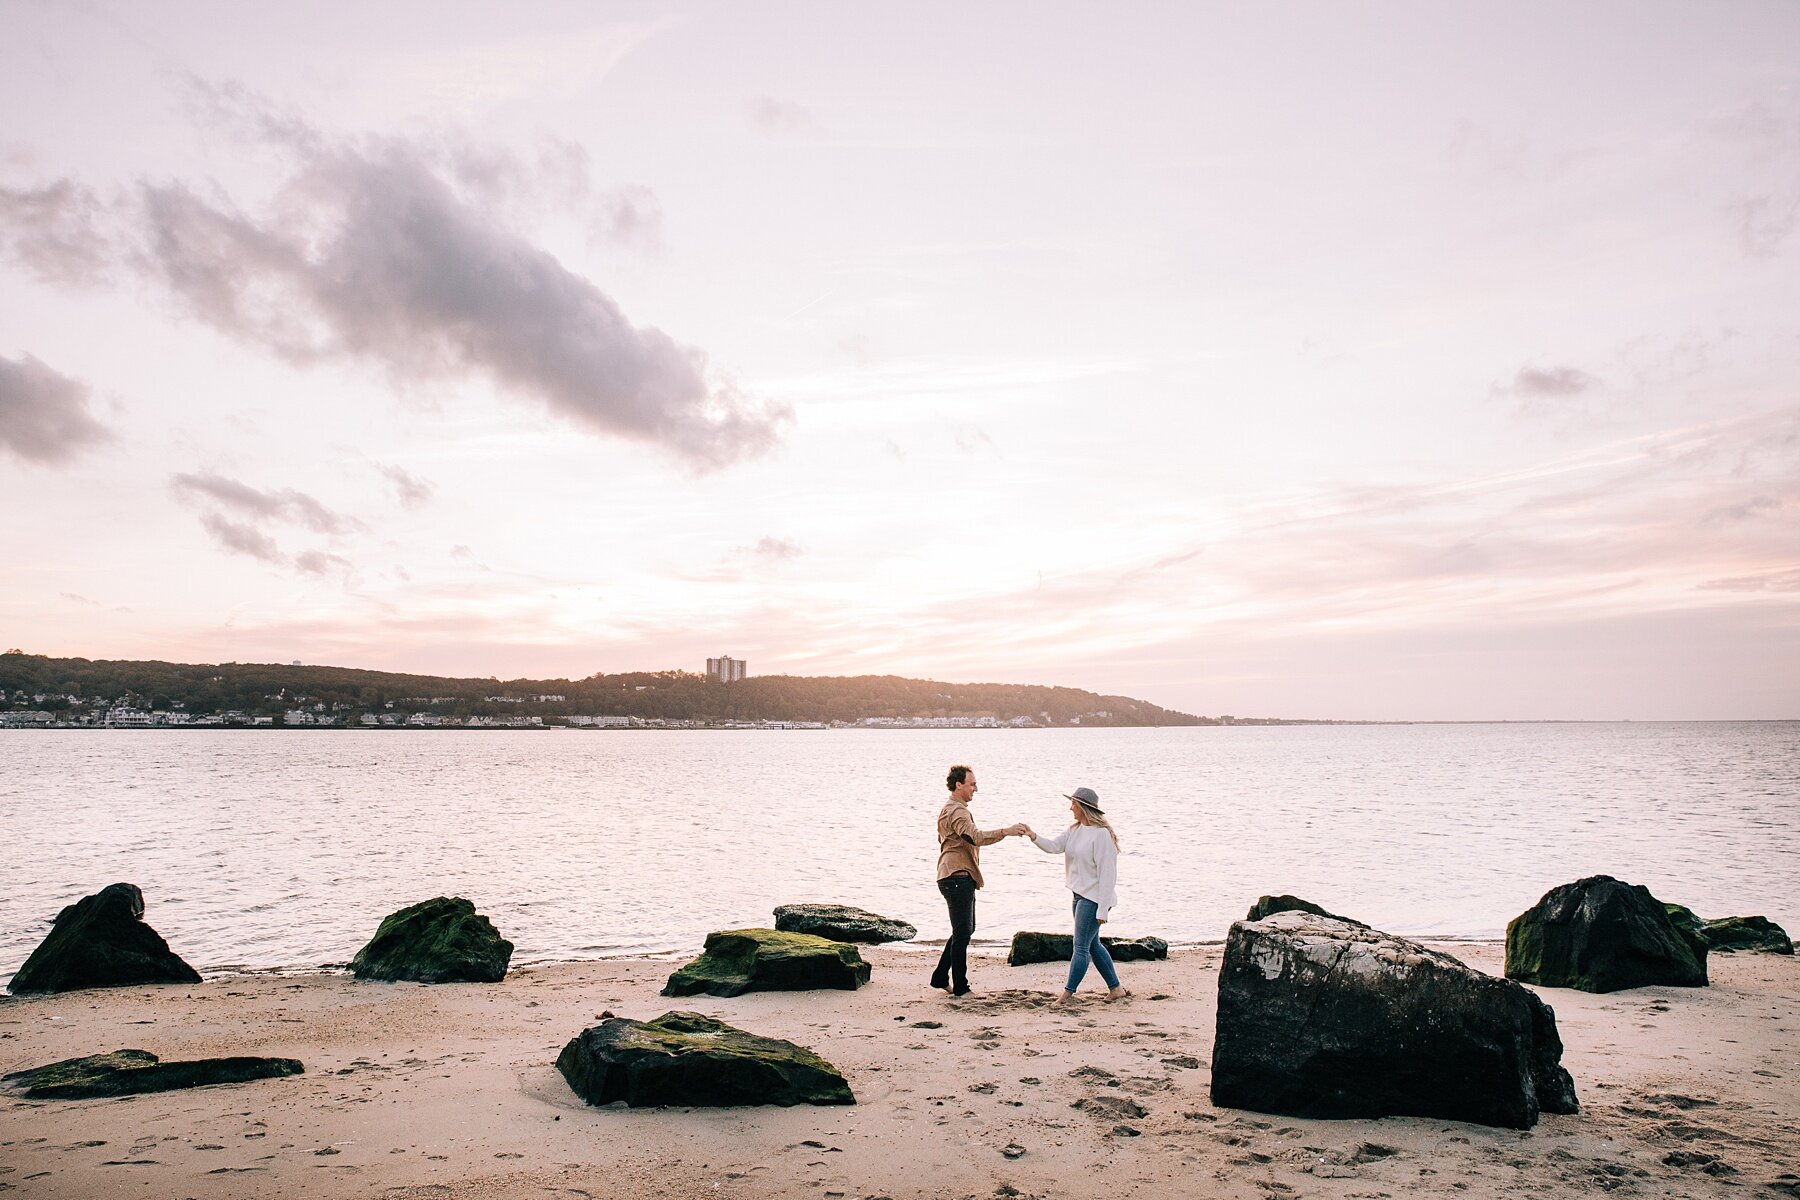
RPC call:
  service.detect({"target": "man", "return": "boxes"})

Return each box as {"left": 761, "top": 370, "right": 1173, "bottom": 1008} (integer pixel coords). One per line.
{"left": 931, "top": 764, "right": 1027, "bottom": 996}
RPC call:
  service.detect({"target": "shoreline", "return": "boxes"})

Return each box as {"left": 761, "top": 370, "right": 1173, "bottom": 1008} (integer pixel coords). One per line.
{"left": 3, "top": 943, "right": 1795, "bottom": 1199}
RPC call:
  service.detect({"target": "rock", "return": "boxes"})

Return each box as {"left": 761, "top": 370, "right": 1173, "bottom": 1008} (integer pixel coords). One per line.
{"left": 662, "top": 928, "right": 870, "bottom": 997}
{"left": 3, "top": 1049, "right": 303, "bottom": 1099}
{"left": 1700, "top": 915, "right": 1793, "bottom": 955}
{"left": 1662, "top": 904, "right": 1712, "bottom": 965}
{"left": 1245, "top": 894, "right": 1366, "bottom": 926}
{"left": 773, "top": 903, "right": 917, "bottom": 944}
{"left": 8, "top": 883, "right": 201, "bottom": 993}
{"left": 1006, "top": 931, "right": 1169, "bottom": 965}
{"left": 1506, "top": 876, "right": 1706, "bottom": 992}
{"left": 349, "top": 896, "right": 513, "bottom": 983}
{"left": 556, "top": 1010, "right": 853, "bottom": 1107}
{"left": 1211, "top": 912, "right": 1577, "bottom": 1129}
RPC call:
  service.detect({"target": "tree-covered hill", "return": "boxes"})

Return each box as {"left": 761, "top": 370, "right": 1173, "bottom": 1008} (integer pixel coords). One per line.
{"left": 0, "top": 651, "right": 1213, "bottom": 727}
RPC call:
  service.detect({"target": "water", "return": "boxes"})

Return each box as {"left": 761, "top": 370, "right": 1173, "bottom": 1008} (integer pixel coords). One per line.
{"left": 2, "top": 724, "right": 1795, "bottom": 976}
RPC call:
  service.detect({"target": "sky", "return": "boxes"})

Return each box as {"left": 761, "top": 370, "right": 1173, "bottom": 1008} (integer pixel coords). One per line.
{"left": 2, "top": 1, "right": 1797, "bottom": 721}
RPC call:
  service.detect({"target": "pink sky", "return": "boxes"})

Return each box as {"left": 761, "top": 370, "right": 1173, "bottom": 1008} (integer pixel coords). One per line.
{"left": 2, "top": 2, "right": 1797, "bottom": 720}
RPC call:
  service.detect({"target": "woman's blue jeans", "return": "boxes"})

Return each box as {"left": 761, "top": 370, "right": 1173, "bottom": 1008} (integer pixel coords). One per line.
{"left": 1067, "top": 893, "right": 1120, "bottom": 993}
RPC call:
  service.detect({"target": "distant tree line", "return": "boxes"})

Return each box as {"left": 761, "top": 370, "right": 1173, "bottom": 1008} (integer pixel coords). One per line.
{"left": 0, "top": 651, "right": 1214, "bottom": 727}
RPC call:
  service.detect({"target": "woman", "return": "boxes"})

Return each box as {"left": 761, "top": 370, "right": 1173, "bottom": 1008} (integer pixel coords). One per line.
{"left": 1029, "top": 786, "right": 1128, "bottom": 1003}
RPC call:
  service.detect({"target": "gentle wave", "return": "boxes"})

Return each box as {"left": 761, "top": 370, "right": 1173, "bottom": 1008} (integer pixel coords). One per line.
{"left": 2, "top": 723, "right": 1796, "bottom": 975}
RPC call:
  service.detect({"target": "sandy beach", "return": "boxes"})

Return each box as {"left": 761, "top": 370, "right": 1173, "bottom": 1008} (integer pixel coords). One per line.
{"left": 2, "top": 943, "right": 1795, "bottom": 1199}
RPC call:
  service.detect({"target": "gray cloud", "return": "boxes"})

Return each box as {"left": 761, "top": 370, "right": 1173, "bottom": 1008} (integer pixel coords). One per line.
{"left": 0, "top": 181, "right": 113, "bottom": 286}
{"left": 0, "top": 353, "right": 113, "bottom": 465}
{"left": 294, "top": 549, "right": 351, "bottom": 576}
{"left": 198, "top": 512, "right": 283, "bottom": 562}
{"left": 0, "top": 90, "right": 790, "bottom": 471}
{"left": 379, "top": 463, "right": 434, "bottom": 509}
{"left": 1504, "top": 366, "right": 1599, "bottom": 398}
{"left": 170, "top": 471, "right": 359, "bottom": 534}
{"left": 748, "top": 95, "right": 810, "bottom": 132}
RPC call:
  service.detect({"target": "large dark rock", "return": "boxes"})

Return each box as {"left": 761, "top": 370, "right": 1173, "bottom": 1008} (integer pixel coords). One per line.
{"left": 1701, "top": 915, "right": 1794, "bottom": 955}
{"left": 1246, "top": 894, "right": 1366, "bottom": 926}
{"left": 662, "top": 929, "right": 870, "bottom": 997}
{"left": 773, "top": 903, "right": 917, "bottom": 945}
{"left": 3, "top": 1049, "right": 303, "bottom": 1099}
{"left": 1662, "top": 904, "right": 1712, "bottom": 965}
{"left": 1006, "top": 931, "right": 1169, "bottom": 965}
{"left": 350, "top": 896, "right": 513, "bottom": 983}
{"left": 1507, "top": 876, "right": 1706, "bottom": 992}
{"left": 556, "top": 1011, "right": 854, "bottom": 1107}
{"left": 1211, "top": 912, "right": 1577, "bottom": 1130}
{"left": 8, "top": 883, "right": 201, "bottom": 994}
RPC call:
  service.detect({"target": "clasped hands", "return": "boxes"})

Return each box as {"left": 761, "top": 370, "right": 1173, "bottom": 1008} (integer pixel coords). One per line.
{"left": 1005, "top": 822, "right": 1034, "bottom": 838}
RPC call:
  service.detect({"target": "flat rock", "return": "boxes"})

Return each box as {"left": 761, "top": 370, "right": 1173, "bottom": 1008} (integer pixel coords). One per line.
{"left": 556, "top": 1010, "right": 854, "bottom": 1107}
{"left": 1245, "top": 894, "right": 1366, "bottom": 926}
{"left": 773, "top": 903, "right": 917, "bottom": 944}
{"left": 1507, "top": 875, "right": 1706, "bottom": 992}
{"left": 1007, "top": 931, "right": 1169, "bottom": 965}
{"left": 1701, "top": 915, "right": 1793, "bottom": 955}
{"left": 350, "top": 896, "right": 513, "bottom": 983}
{"left": 4, "top": 1049, "right": 303, "bottom": 1099}
{"left": 8, "top": 883, "right": 201, "bottom": 994}
{"left": 663, "top": 928, "right": 870, "bottom": 997}
{"left": 1211, "top": 912, "right": 1577, "bottom": 1129}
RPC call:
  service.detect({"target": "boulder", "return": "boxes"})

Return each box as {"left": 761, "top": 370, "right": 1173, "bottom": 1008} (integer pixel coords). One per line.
{"left": 663, "top": 929, "right": 870, "bottom": 997}
{"left": 350, "top": 896, "right": 512, "bottom": 983}
{"left": 4, "top": 1049, "right": 303, "bottom": 1099}
{"left": 1701, "top": 915, "right": 1793, "bottom": 955}
{"left": 1007, "top": 931, "right": 1169, "bottom": 965}
{"left": 1245, "top": 894, "right": 1366, "bottom": 926}
{"left": 8, "top": 883, "right": 201, "bottom": 994}
{"left": 1211, "top": 912, "right": 1577, "bottom": 1130}
{"left": 1662, "top": 904, "right": 1712, "bottom": 965}
{"left": 773, "top": 903, "right": 917, "bottom": 944}
{"left": 556, "top": 1011, "right": 854, "bottom": 1107}
{"left": 1507, "top": 876, "right": 1706, "bottom": 992}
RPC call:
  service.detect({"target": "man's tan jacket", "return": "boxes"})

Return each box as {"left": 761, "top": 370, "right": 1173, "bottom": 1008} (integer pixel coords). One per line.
{"left": 936, "top": 798, "right": 1007, "bottom": 887}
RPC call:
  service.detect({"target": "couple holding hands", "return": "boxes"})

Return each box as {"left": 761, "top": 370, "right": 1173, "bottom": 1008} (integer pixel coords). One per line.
{"left": 932, "top": 763, "right": 1128, "bottom": 1004}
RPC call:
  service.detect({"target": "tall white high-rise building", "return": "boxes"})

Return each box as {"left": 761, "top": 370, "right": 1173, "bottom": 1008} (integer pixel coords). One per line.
{"left": 706, "top": 655, "right": 747, "bottom": 682}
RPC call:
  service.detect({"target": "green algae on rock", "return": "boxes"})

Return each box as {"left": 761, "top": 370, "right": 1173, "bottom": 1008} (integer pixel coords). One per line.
{"left": 350, "top": 896, "right": 513, "bottom": 983}
{"left": 662, "top": 928, "right": 870, "bottom": 997}
{"left": 1507, "top": 876, "right": 1706, "bottom": 993}
{"left": 556, "top": 1011, "right": 855, "bottom": 1107}
{"left": 4, "top": 1049, "right": 303, "bottom": 1099}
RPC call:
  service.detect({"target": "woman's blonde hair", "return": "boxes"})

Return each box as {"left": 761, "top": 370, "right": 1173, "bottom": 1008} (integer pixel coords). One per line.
{"left": 1072, "top": 802, "right": 1121, "bottom": 850}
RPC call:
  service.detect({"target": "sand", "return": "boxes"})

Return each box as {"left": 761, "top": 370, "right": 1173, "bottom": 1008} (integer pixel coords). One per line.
{"left": 2, "top": 943, "right": 1796, "bottom": 1199}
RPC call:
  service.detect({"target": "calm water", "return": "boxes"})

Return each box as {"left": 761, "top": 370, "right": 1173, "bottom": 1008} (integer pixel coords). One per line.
{"left": 2, "top": 724, "right": 1795, "bottom": 977}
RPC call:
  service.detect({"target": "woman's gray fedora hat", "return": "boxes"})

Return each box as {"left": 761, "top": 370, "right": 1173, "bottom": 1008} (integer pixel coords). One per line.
{"left": 1064, "top": 786, "right": 1104, "bottom": 814}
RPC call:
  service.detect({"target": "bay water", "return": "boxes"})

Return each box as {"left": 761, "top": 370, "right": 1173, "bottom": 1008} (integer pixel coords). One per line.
{"left": 2, "top": 723, "right": 1795, "bottom": 977}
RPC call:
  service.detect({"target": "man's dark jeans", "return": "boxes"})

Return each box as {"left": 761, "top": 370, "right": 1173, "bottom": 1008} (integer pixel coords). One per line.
{"left": 931, "top": 874, "right": 976, "bottom": 995}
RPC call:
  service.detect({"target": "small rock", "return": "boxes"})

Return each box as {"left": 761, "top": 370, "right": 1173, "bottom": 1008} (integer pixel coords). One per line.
{"left": 1001, "top": 1143, "right": 1026, "bottom": 1159}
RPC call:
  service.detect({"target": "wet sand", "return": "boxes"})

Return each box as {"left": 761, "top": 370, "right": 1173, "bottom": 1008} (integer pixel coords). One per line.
{"left": 2, "top": 943, "right": 1796, "bottom": 1199}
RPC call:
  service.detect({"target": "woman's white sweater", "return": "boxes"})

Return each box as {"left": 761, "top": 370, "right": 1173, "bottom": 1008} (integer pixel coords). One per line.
{"left": 1030, "top": 824, "right": 1119, "bottom": 920}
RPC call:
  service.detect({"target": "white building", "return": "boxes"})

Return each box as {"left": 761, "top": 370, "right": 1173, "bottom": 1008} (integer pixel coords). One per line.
{"left": 706, "top": 655, "right": 747, "bottom": 682}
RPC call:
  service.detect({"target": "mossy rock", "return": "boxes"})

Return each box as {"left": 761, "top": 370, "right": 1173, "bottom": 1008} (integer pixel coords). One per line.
{"left": 1007, "top": 931, "right": 1169, "bottom": 965}
{"left": 350, "top": 896, "right": 513, "bottom": 983}
{"left": 556, "top": 1010, "right": 854, "bottom": 1107}
{"left": 662, "top": 928, "right": 870, "bottom": 997}
{"left": 1245, "top": 894, "right": 1366, "bottom": 926}
{"left": 3, "top": 1049, "right": 303, "bottom": 1099}
{"left": 9, "top": 882, "right": 201, "bottom": 994}
{"left": 1507, "top": 876, "right": 1705, "bottom": 993}
{"left": 1663, "top": 904, "right": 1712, "bottom": 964}
{"left": 774, "top": 903, "right": 917, "bottom": 944}
{"left": 1701, "top": 915, "right": 1793, "bottom": 954}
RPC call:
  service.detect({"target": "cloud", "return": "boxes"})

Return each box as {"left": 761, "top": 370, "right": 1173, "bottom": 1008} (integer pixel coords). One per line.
{"left": 170, "top": 471, "right": 359, "bottom": 534}
{"left": 1699, "top": 567, "right": 1800, "bottom": 593}
{"left": 597, "top": 183, "right": 662, "bottom": 248}
{"left": 0, "top": 181, "right": 113, "bottom": 285}
{"left": 748, "top": 95, "right": 810, "bottom": 132}
{"left": 1505, "top": 366, "right": 1599, "bottom": 398}
{"left": 0, "top": 89, "right": 791, "bottom": 471}
{"left": 0, "top": 353, "right": 113, "bottom": 465}
{"left": 198, "top": 512, "right": 282, "bottom": 563}
{"left": 378, "top": 463, "right": 434, "bottom": 509}
{"left": 752, "top": 537, "right": 802, "bottom": 560}
{"left": 294, "top": 549, "right": 352, "bottom": 576}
